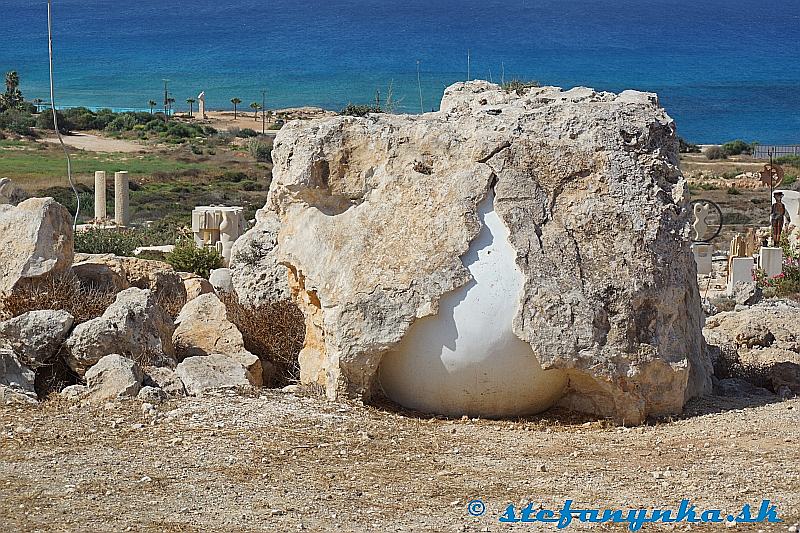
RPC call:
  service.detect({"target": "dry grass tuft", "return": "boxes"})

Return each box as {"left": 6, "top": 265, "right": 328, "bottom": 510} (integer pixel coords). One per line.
{"left": 0, "top": 272, "right": 116, "bottom": 323}
{"left": 220, "top": 293, "right": 305, "bottom": 385}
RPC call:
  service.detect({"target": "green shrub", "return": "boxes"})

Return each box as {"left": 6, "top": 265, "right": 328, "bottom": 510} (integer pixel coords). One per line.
{"left": 502, "top": 79, "right": 541, "bottom": 95}
{"left": 775, "top": 155, "right": 800, "bottom": 168}
{"left": 74, "top": 227, "right": 141, "bottom": 256}
{"left": 721, "top": 139, "right": 753, "bottom": 156}
{"left": 0, "top": 109, "right": 35, "bottom": 135}
{"left": 247, "top": 138, "right": 272, "bottom": 163}
{"left": 341, "top": 103, "right": 382, "bottom": 117}
{"left": 104, "top": 113, "right": 138, "bottom": 132}
{"left": 35, "top": 110, "right": 74, "bottom": 134}
{"left": 726, "top": 187, "right": 741, "bottom": 195}
{"left": 165, "top": 239, "right": 222, "bottom": 278}
{"left": 237, "top": 128, "right": 258, "bottom": 138}
{"left": 704, "top": 146, "right": 727, "bottom": 160}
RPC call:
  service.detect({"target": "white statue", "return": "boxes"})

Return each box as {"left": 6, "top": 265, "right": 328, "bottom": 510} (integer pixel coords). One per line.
{"left": 692, "top": 202, "right": 710, "bottom": 241}
{"left": 197, "top": 91, "right": 207, "bottom": 120}
{"left": 191, "top": 206, "right": 244, "bottom": 266}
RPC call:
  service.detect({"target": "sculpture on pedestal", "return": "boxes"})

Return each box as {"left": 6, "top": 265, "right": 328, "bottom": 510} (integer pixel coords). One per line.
{"left": 191, "top": 206, "right": 244, "bottom": 266}
{"left": 771, "top": 191, "right": 790, "bottom": 246}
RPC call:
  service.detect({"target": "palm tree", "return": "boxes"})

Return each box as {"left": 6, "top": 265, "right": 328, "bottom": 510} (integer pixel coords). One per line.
{"left": 231, "top": 97, "right": 241, "bottom": 119}
{"left": 250, "top": 102, "right": 261, "bottom": 121}
{"left": 2, "top": 71, "right": 23, "bottom": 110}
{"left": 148, "top": 100, "right": 157, "bottom": 114}
{"left": 167, "top": 97, "right": 175, "bottom": 116}
{"left": 186, "top": 98, "right": 196, "bottom": 118}
{"left": 33, "top": 98, "right": 43, "bottom": 113}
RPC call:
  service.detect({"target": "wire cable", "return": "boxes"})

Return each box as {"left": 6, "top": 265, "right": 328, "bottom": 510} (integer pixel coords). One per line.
{"left": 47, "top": 0, "right": 79, "bottom": 230}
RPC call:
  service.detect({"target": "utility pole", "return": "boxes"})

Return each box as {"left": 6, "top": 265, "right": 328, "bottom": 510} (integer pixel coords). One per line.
{"left": 162, "top": 79, "right": 170, "bottom": 121}
{"left": 261, "top": 89, "right": 266, "bottom": 135}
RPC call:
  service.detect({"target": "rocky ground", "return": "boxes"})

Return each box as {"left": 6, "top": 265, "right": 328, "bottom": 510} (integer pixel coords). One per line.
{"left": 1, "top": 390, "right": 798, "bottom": 532}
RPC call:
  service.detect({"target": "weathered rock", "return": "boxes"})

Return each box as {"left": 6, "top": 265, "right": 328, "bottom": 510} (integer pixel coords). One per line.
{"left": 769, "top": 362, "right": 800, "bottom": 395}
{"left": 173, "top": 293, "right": 251, "bottom": 360}
{"left": 229, "top": 210, "right": 291, "bottom": 307}
{"left": 72, "top": 253, "right": 185, "bottom": 299}
{"left": 143, "top": 366, "right": 185, "bottom": 397}
{"left": 137, "top": 385, "right": 168, "bottom": 403}
{"left": 179, "top": 272, "right": 214, "bottom": 301}
{"left": 704, "top": 300, "right": 800, "bottom": 355}
{"left": 209, "top": 268, "right": 234, "bottom": 294}
{"left": 84, "top": 354, "right": 143, "bottom": 401}
{"left": 65, "top": 288, "right": 175, "bottom": 375}
{"left": 0, "top": 345, "right": 36, "bottom": 401}
{"left": 71, "top": 261, "right": 129, "bottom": 292}
{"left": 60, "top": 384, "right": 88, "bottom": 400}
{"left": 0, "top": 197, "right": 74, "bottom": 296}
{"left": 175, "top": 354, "right": 260, "bottom": 396}
{"left": 715, "top": 377, "right": 774, "bottom": 397}
{"left": 731, "top": 281, "right": 762, "bottom": 306}
{"left": 239, "top": 81, "right": 710, "bottom": 423}
{"left": 0, "top": 310, "right": 74, "bottom": 368}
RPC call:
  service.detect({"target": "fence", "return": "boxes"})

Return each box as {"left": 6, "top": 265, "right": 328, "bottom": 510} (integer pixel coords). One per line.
{"left": 752, "top": 145, "right": 800, "bottom": 159}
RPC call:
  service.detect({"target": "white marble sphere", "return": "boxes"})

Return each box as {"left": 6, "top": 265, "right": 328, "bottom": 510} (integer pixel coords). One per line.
{"left": 379, "top": 192, "right": 567, "bottom": 418}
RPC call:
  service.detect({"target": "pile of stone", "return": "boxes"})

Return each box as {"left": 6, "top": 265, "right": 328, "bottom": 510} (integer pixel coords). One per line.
{"left": 0, "top": 198, "right": 269, "bottom": 405}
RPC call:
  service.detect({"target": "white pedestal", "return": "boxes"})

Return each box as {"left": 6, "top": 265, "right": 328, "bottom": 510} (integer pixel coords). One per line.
{"left": 692, "top": 244, "right": 713, "bottom": 275}
{"left": 727, "top": 257, "right": 754, "bottom": 294}
{"left": 759, "top": 247, "right": 783, "bottom": 278}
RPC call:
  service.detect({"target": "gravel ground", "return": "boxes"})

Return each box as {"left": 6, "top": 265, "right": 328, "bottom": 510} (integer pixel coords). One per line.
{"left": 1, "top": 390, "right": 798, "bottom": 532}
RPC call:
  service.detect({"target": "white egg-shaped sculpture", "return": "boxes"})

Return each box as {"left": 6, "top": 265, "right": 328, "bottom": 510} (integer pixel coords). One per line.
{"left": 378, "top": 192, "right": 567, "bottom": 418}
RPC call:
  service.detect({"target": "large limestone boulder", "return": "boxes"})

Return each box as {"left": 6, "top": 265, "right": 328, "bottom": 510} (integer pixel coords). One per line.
{"left": 236, "top": 81, "right": 710, "bottom": 424}
{"left": 0, "top": 197, "right": 74, "bottom": 296}
{"left": 0, "top": 310, "right": 74, "bottom": 368}
{"left": 179, "top": 272, "right": 214, "bottom": 302}
{"left": 84, "top": 354, "right": 143, "bottom": 401}
{"left": 175, "top": 354, "right": 261, "bottom": 396}
{"left": 229, "top": 210, "right": 291, "bottom": 307}
{"left": 72, "top": 253, "right": 185, "bottom": 299}
{"left": 64, "top": 288, "right": 176, "bottom": 375}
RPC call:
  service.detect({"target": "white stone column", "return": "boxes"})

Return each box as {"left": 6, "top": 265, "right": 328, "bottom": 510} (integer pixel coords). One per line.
{"left": 94, "top": 171, "right": 107, "bottom": 221}
{"left": 114, "top": 171, "right": 130, "bottom": 227}
{"left": 759, "top": 246, "right": 783, "bottom": 278}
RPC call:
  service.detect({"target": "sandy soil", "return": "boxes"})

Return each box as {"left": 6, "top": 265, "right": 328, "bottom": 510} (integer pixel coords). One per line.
{"left": 40, "top": 133, "right": 145, "bottom": 153}
{"left": 184, "top": 108, "right": 336, "bottom": 133}
{"left": 1, "top": 390, "right": 798, "bottom": 532}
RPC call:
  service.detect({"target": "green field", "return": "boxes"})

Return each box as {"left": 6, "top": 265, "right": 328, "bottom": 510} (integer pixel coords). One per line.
{"left": 0, "top": 139, "right": 216, "bottom": 189}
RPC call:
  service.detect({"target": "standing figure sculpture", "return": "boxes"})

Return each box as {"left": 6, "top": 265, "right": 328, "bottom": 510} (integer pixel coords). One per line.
{"left": 692, "top": 202, "right": 710, "bottom": 241}
{"left": 771, "top": 191, "right": 790, "bottom": 246}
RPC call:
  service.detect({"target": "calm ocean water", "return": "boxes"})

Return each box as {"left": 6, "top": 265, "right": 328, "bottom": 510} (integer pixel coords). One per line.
{"left": 2, "top": 0, "right": 799, "bottom": 143}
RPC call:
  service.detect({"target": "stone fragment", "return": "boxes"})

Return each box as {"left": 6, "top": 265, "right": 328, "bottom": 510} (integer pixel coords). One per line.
{"left": 143, "top": 366, "right": 185, "bottom": 397}
{"left": 0, "top": 310, "right": 74, "bottom": 368}
{"left": 175, "top": 354, "right": 260, "bottom": 396}
{"left": 137, "top": 385, "right": 168, "bottom": 403}
{"left": 209, "top": 268, "right": 233, "bottom": 294}
{"left": 0, "top": 197, "right": 74, "bottom": 295}
{"left": 731, "top": 281, "right": 762, "bottom": 307}
{"left": 60, "top": 384, "right": 88, "bottom": 399}
{"left": 715, "top": 378, "right": 773, "bottom": 397}
{"left": 0, "top": 345, "right": 36, "bottom": 402}
{"left": 84, "top": 354, "right": 143, "bottom": 401}
{"left": 65, "top": 288, "right": 175, "bottom": 375}
{"left": 180, "top": 272, "right": 214, "bottom": 301}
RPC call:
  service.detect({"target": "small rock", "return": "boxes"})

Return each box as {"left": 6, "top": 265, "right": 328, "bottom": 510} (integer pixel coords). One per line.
{"left": 60, "top": 384, "right": 88, "bottom": 400}
{"left": 137, "top": 386, "right": 168, "bottom": 403}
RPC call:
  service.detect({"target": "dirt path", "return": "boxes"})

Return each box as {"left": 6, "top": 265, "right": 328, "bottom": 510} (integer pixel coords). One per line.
{"left": 40, "top": 133, "right": 145, "bottom": 153}
{"left": 1, "top": 391, "right": 798, "bottom": 532}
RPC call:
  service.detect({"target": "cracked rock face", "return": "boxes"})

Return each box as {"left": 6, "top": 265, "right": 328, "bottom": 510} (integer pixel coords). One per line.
{"left": 234, "top": 81, "right": 710, "bottom": 424}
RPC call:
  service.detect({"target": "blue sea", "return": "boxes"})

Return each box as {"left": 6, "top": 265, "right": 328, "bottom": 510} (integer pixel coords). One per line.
{"left": 2, "top": 0, "right": 799, "bottom": 143}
